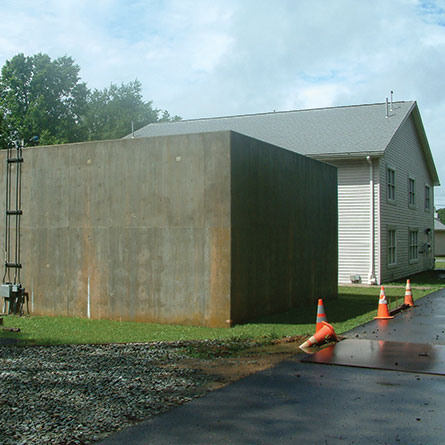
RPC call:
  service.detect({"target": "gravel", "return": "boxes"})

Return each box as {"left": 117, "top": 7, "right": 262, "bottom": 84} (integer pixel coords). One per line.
{"left": 0, "top": 342, "right": 217, "bottom": 444}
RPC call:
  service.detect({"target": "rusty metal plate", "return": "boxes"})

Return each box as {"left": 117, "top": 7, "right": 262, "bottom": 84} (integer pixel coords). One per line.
{"left": 301, "top": 339, "right": 445, "bottom": 376}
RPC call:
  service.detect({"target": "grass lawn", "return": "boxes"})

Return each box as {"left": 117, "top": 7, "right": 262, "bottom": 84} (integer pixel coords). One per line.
{"left": 1, "top": 271, "right": 443, "bottom": 346}
{"left": 435, "top": 256, "right": 445, "bottom": 270}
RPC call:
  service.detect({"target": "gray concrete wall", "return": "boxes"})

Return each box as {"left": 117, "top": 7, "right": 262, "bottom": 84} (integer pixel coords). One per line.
{"left": 0, "top": 133, "right": 232, "bottom": 327}
{"left": 229, "top": 132, "right": 338, "bottom": 324}
{"left": 0, "top": 130, "right": 337, "bottom": 327}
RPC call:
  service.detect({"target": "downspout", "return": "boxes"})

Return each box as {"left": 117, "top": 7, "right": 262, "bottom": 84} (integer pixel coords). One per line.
{"left": 366, "top": 156, "right": 377, "bottom": 284}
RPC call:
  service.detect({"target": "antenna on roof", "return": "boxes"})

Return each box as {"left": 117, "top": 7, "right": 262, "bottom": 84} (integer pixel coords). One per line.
{"left": 385, "top": 98, "right": 389, "bottom": 118}
{"left": 390, "top": 91, "right": 393, "bottom": 111}
{"left": 131, "top": 121, "right": 135, "bottom": 139}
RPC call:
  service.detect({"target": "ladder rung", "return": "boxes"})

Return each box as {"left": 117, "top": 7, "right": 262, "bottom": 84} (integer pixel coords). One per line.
{"left": 5, "top": 263, "right": 22, "bottom": 269}
{"left": 7, "top": 158, "right": 24, "bottom": 164}
{"left": 6, "top": 210, "right": 23, "bottom": 215}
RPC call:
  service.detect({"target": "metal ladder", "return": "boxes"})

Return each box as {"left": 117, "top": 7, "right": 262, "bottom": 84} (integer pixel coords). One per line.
{"left": 1, "top": 143, "right": 27, "bottom": 315}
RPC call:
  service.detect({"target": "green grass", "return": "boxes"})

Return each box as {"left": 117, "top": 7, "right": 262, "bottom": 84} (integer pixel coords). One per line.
{"left": 435, "top": 256, "right": 445, "bottom": 270}
{"left": 1, "top": 272, "right": 442, "bottom": 346}
{"left": 387, "top": 268, "right": 445, "bottom": 288}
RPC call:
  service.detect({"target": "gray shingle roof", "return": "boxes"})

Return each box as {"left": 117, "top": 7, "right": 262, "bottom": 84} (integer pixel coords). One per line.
{"left": 435, "top": 218, "right": 445, "bottom": 231}
{"left": 127, "top": 101, "right": 416, "bottom": 157}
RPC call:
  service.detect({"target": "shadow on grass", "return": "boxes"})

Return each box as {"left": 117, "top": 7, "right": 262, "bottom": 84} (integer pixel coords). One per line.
{"left": 247, "top": 278, "right": 441, "bottom": 328}
{"left": 388, "top": 269, "right": 445, "bottom": 287}
{"left": 249, "top": 292, "right": 377, "bottom": 325}
{"left": 0, "top": 329, "right": 28, "bottom": 345}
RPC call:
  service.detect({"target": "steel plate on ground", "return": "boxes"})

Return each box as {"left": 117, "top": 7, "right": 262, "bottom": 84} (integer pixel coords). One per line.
{"left": 301, "top": 338, "right": 445, "bottom": 376}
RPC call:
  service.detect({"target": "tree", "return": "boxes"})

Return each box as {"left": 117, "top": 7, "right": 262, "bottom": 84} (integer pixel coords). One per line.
{"left": 0, "top": 53, "right": 181, "bottom": 147}
{"left": 84, "top": 80, "right": 156, "bottom": 141}
{"left": 84, "top": 80, "right": 181, "bottom": 141}
{"left": 0, "top": 112, "right": 7, "bottom": 148}
{"left": 437, "top": 208, "right": 445, "bottom": 225}
{"left": 158, "top": 109, "right": 182, "bottom": 123}
{"left": 0, "top": 53, "right": 89, "bottom": 148}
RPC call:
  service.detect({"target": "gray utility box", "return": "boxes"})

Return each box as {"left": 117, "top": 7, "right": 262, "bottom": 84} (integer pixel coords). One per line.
{"left": 1, "top": 283, "right": 26, "bottom": 315}
{"left": 0, "top": 284, "right": 13, "bottom": 298}
{"left": 0, "top": 283, "right": 22, "bottom": 297}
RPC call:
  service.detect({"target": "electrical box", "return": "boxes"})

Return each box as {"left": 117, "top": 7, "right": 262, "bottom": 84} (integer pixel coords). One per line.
{"left": 350, "top": 275, "right": 362, "bottom": 284}
{"left": 0, "top": 283, "right": 12, "bottom": 298}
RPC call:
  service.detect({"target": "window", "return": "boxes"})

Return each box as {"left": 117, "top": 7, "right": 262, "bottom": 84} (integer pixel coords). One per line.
{"left": 409, "top": 230, "right": 418, "bottom": 261}
{"left": 387, "top": 168, "right": 395, "bottom": 201}
{"left": 408, "top": 178, "right": 415, "bottom": 206}
{"left": 388, "top": 229, "right": 396, "bottom": 265}
{"left": 425, "top": 185, "right": 431, "bottom": 210}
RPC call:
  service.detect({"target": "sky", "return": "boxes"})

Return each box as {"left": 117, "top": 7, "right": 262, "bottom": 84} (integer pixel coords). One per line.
{"left": 1, "top": 0, "right": 445, "bottom": 204}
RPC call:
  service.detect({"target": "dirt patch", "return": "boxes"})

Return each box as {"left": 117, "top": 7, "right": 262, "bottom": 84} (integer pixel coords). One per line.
{"left": 177, "top": 336, "right": 306, "bottom": 391}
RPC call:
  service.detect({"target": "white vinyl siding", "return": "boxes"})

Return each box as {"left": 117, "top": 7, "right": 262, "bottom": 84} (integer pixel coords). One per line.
{"left": 329, "top": 159, "right": 380, "bottom": 284}
{"left": 379, "top": 114, "right": 435, "bottom": 282}
{"left": 435, "top": 231, "right": 445, "bottom": 256}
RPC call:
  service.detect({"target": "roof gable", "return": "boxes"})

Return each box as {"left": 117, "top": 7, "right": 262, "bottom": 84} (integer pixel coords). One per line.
{"left": 435, "top": 218, "right": 445, "bottom": 231}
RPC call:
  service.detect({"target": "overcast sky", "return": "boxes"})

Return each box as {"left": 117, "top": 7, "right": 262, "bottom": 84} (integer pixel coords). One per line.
{"left": 1, "top": 0, "right": 445, "bottom": 204}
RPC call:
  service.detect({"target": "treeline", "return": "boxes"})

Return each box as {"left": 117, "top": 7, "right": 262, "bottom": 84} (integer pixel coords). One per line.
{"left": 0, "top": 53, "right": 180, "bottom": 148}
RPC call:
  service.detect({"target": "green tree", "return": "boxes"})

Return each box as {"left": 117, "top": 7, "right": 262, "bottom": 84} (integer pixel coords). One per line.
{"left": 0, "top": 53, "right": 181, "bottom": 147}
{"left": 158, "top": 109, "right": 182, "bottom": 123}
{"left": 0, "top": 112, "right": 7, "bottom": 148}
{"left": 437, "top": 208, "right": 445, "bottom": 225}
{"left": 0, "top": 53, "right": 89, "bottom": 148}
{"left": 84, "top": 80, "right": 180, "bottom": 141}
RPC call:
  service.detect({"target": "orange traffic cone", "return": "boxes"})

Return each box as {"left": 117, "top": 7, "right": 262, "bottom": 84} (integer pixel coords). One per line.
{"left": 374, "top": 286, "right": 394, "bottom": 320}
{"left": 404, "top": 279, "right": 414, "bottom": 307}
{"left": 316, "top": 299, "right": 328, "bottom": 332}
{"left": 299, "top": 321, "right": 337, "bottom": 349}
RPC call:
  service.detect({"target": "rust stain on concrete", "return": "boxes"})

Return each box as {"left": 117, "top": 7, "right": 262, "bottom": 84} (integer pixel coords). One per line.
{"left": 208, "top": 227, "right": 231, "bottom": 328}
{"left": 73, "top": 161, "right": 110, "bottom": 320}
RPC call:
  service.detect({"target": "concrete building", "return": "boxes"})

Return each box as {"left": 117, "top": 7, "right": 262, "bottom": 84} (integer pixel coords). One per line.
{"left": 129, "top": 101, "right": 440, "bottom": 284}
{"left": 0, "top": 131, "right": 337, "bottom": 327}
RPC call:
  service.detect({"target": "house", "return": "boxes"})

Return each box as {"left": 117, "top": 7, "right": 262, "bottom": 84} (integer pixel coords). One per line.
{"left": 434, "top": 218, "right": 445, "bottom": 256}
{"left": 128, "top": 101, "right": 440, "bottom": 284}
{"left": 0, "top": 131, "right": 337, "bottom": 327}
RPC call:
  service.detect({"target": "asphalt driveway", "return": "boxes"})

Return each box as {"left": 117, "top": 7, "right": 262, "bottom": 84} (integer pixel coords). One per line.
{"left": 99, "top": 288, "right": 445, "bottom": 445}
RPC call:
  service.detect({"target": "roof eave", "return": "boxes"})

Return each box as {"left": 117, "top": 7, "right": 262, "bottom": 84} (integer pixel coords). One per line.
{"left": 410, "top": 104, "right": 440, "bottom": 186}
{"left": 308, "top": 151, "right": 385, "bottom": 161}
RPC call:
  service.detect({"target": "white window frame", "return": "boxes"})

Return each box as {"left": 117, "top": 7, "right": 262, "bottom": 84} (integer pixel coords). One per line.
{"left": 388, "top": 228, "right": 397, "bottom": 266}
{"left": 409, "top": 229, "right": 419, "bottom": 263}
{"left": 425, "top": 184, "right": 431, "bottom": 211}
{"left": 387, "top": 166, "right": 396, "bottom": 203}
{"left": 408, "top": 176, "right": 416, "bottom": 208}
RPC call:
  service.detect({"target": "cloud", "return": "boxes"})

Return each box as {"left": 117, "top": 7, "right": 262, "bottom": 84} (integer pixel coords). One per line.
{"left": 289, "top": 84, "right": 351, "bottom": 110}
{"left": 1, "top": 0, "right": 445, "bottom": 200}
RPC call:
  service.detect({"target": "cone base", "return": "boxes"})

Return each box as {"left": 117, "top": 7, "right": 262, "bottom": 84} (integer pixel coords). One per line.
{"left": 315, "top": 322, "right": 326, "bottom": 332}
{"left": 374, "top": 315, "right": 394, "bottom": 320}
